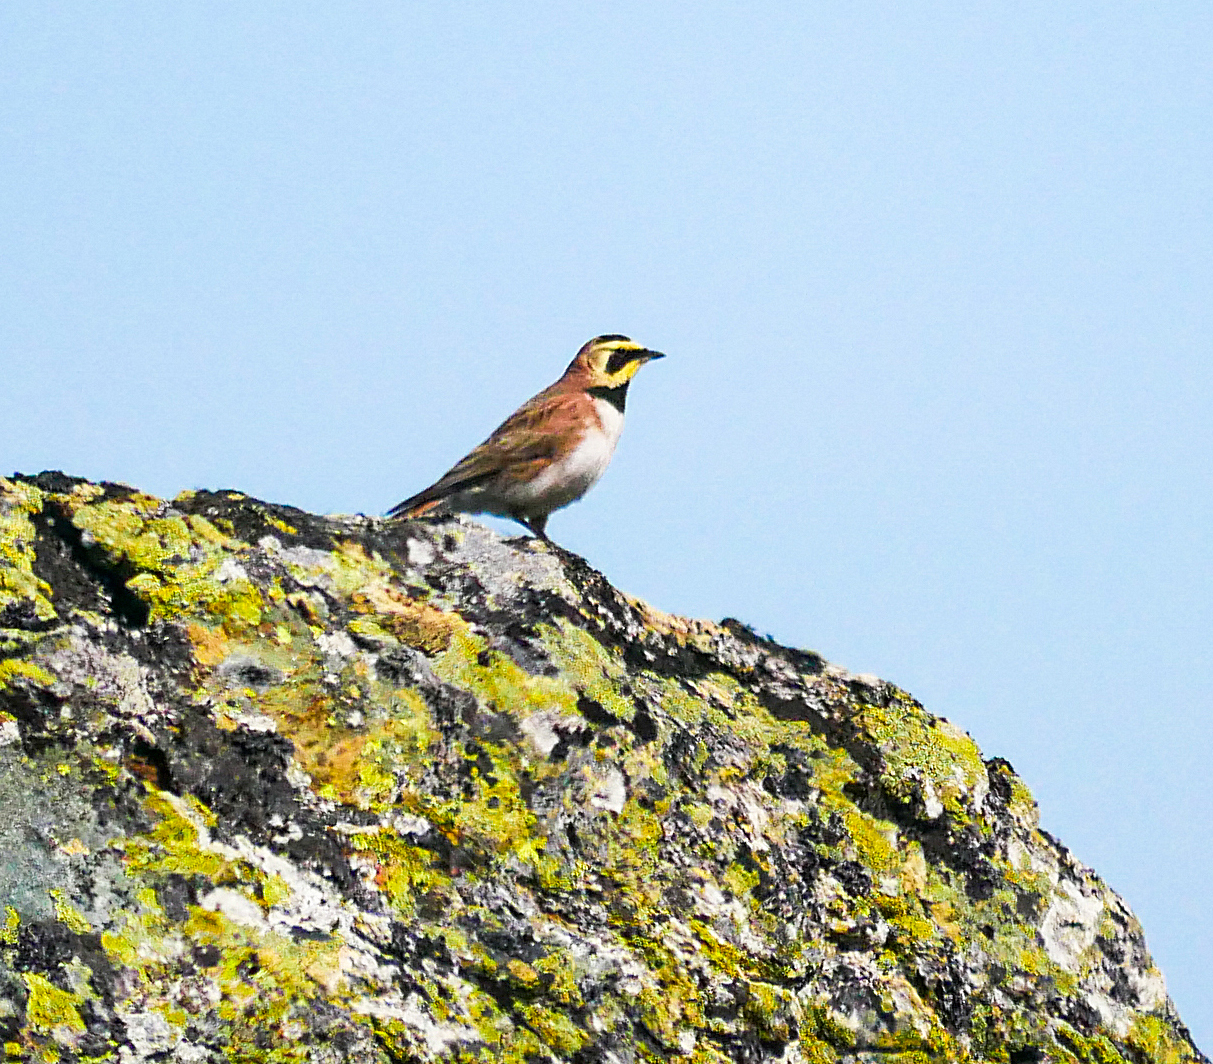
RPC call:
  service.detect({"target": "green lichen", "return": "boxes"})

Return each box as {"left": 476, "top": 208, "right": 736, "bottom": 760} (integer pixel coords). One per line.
{"left": 637, "top": 961, "right": 706, "bottom": 1052}
{"left": 532, "top": 951, "right": 584, "bottom": 1006}
{"left": 988, "top": 759, "right": 1040, "bottom": 827}
{"left": 721, "top": 860, "right": 761, "bottom": 898}
{"left": 435, "top": 737, "right": 545, "bottom": 864}
{"left": 540, "top": 619, "right": 637, "bottom": 723}
{"left": 856, "top": 695, "right": 986, "bottom": 816}
{"left": 349, "top": 828, "right": 450, "bottom": 915}
{"left": 119, "top": 786, "right": 231, "bottom": 881}
{"left": 804, "top": 1003, "right": 857, "bottom": 1051}
{"left": 1054, "top": 1023, "right": 1128, "bottom": 1064}
{"left": 67, "top": 495, "right": 263, "bottom": 628}
{"left": 741, "top": 980, "right": 794, "bottom": 1041}
{"left": 435, "top": 630, "right": 579, "bottom": 725}
{"left": 842, "top": 808, "right": 901, "bottom": 876}
{"left": 874, "top": 891, "right": 939, "bottom": 950}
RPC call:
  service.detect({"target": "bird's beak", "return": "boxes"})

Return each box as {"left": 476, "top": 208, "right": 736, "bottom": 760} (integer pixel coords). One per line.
{"left": 636, "top": 349, "right": 666, "bottom": 362}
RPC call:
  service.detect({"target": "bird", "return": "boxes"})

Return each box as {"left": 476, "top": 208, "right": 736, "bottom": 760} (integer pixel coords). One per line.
{"left": 388, "top": 334, "right": 665, "bottom": 539}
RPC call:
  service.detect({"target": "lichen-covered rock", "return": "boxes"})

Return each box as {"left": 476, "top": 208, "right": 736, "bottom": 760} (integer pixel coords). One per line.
{"left": 0, "top": 472, "right": 1203, "bottom": 1064}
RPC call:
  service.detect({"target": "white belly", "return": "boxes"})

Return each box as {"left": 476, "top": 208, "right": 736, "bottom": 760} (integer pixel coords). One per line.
{"left": 522, "top": 429, "right": 616, "bottom": 509}
{"left": 501, "top": 398, "right": 625, "bottom": 516}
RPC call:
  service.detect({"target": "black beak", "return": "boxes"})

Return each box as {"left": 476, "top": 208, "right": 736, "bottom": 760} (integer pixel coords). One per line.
{"left": 638, "top": 349, "right": 666, "bottom": 362}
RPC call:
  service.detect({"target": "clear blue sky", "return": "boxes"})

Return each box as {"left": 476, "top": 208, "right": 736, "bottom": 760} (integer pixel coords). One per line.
{"left": 2, "top": 3, "right": 1210, "bottom": 1045}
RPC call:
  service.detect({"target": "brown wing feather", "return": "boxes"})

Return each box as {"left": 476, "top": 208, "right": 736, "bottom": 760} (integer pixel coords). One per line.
{"left": 388, "top": 386, "right": 582, "bottom": 518}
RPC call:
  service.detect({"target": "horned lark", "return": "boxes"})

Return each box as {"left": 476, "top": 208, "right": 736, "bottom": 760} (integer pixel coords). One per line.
{"left": 388, "top": 335, "right": 665, "bottom": 538}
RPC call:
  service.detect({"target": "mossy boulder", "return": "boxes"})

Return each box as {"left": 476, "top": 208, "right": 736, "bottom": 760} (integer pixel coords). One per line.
{"left": 0, "top": 472, "right": 1203, "bottom": 1063}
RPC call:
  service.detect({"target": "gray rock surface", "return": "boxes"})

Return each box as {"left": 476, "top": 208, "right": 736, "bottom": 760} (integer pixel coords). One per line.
{"left": 0, "top": 473, "right": 1204, "bottom": 1062}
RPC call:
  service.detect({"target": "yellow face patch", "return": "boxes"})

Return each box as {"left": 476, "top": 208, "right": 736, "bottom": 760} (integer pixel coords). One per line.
{"left": 588, "top": 342, "right": 654, "bottom": 386}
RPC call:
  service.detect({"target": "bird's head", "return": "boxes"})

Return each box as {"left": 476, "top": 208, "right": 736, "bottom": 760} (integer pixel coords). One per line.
{"left": 569, "top": 334, "right": 666, "bottom": 388}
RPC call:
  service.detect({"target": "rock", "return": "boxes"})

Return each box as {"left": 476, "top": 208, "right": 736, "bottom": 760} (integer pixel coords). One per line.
{"left": 0, "top": 472, "right": 1204, "bottom": 1063}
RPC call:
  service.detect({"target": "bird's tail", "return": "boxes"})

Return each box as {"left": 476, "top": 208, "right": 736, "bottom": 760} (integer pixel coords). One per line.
{"left": 387, "top": 467, "right": 498, "bottom": 520}
{"left": 386, "top": 493, "right": 445, "bottom": 520}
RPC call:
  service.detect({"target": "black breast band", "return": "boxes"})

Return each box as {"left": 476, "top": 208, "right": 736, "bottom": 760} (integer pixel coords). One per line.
{"left": 587, "top": 383, "right": 629, "bottom": 413}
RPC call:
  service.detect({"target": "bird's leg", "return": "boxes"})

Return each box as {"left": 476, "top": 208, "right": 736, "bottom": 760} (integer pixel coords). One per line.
{"left": 522, "top": 515, "right": 551, "bottom": 542}
{"left": 506, "top": 513, "right": 547, "bottom": 541}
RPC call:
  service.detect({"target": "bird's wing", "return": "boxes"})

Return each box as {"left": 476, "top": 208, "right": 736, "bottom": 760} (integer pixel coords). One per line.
{"left": 388, "top": 387, "right": 582, "bottom": 518}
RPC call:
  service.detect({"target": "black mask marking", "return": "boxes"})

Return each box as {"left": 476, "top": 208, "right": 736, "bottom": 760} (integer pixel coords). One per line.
{"left": 606, "top": 350, "right": 640, "bottom": 376}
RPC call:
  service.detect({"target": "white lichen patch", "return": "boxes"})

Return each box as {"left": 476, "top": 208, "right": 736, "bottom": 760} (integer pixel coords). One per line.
{"left": 437, "top": 519, "right": 572, "bottom": 609}
{"left": 48, "top": 636, "right": 156, "bottom": 719}
{"left": 116, "top": 1009, "right": 181, "bottom": 1062}
{"left": 317, "top": 630, "right": 358, "bottom": 659}
{"left": 356, "top": 991, "right": 481, "bottom": 1054}
{"left": 199, "top": 888, "right": 268, "bottom": 932}
{"left": 0, "top": 718, "right": 19, "bottom": 747}
{"left": 520, "top": 708, "right": 588, "bottom": 757}
{"left": 586, "top": 764, "right": 628, "bottom": 814}
{"left": 406, "top": 538, "right": 435, "bottom": 567}
{"left": 707, "top": 781, "right": 773, "bottom": 853}
{"left": 211, "top": 556, "right": 249, "bottom": 585}
{"left": 1041, "top": 877, "right": 1105, "bottom": 970}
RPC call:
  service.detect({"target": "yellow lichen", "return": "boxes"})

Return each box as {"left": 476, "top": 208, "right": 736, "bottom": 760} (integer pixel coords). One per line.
{"left": 533, "top": 952, "right": 584, "bottom": 1006}
{"left": 1126, "top": 1014, "right": 1198, "bottom": 1064}
{"left": 540, "top": 620, "right": 637, "bottom": 723}
{"left": 49, "top": 890, "right": 91, "bottom": 934}
{"left": 842, "top": 809, "right": 901, "bottom": 875}
{"left": 1, "top": 478, "right": 1197, "bottom": 1064}
{"left": 0, "top": 478, "right": 57, "bottom": 625}
{"left": 1, "top": 907, "right": 18, "bottom": 945}
{"left": 353, "top": 590, "right": 465, "bottom": 654}
{"left": 518, "top": 1003, "right": 588, "bottom": 1054}
{"left": 856, "top": 697, "right": 986, "bottom": 815}
{"left": 505, "top": 959, "right": 539, "bottom": 987}
{"left": 65, "top": 495, "right": 264, "bottom": 628}
{"left": 0, "top": 659, "right": 58, "bottom": 691}
{"left": 435, "top": 630, "right": 578, "bottom": 724}
{"left": 351, "top": 828, "right": 450, "bottom": 914}
{"left": 20, "top": 973, "right": 86, "bottom": 1036}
